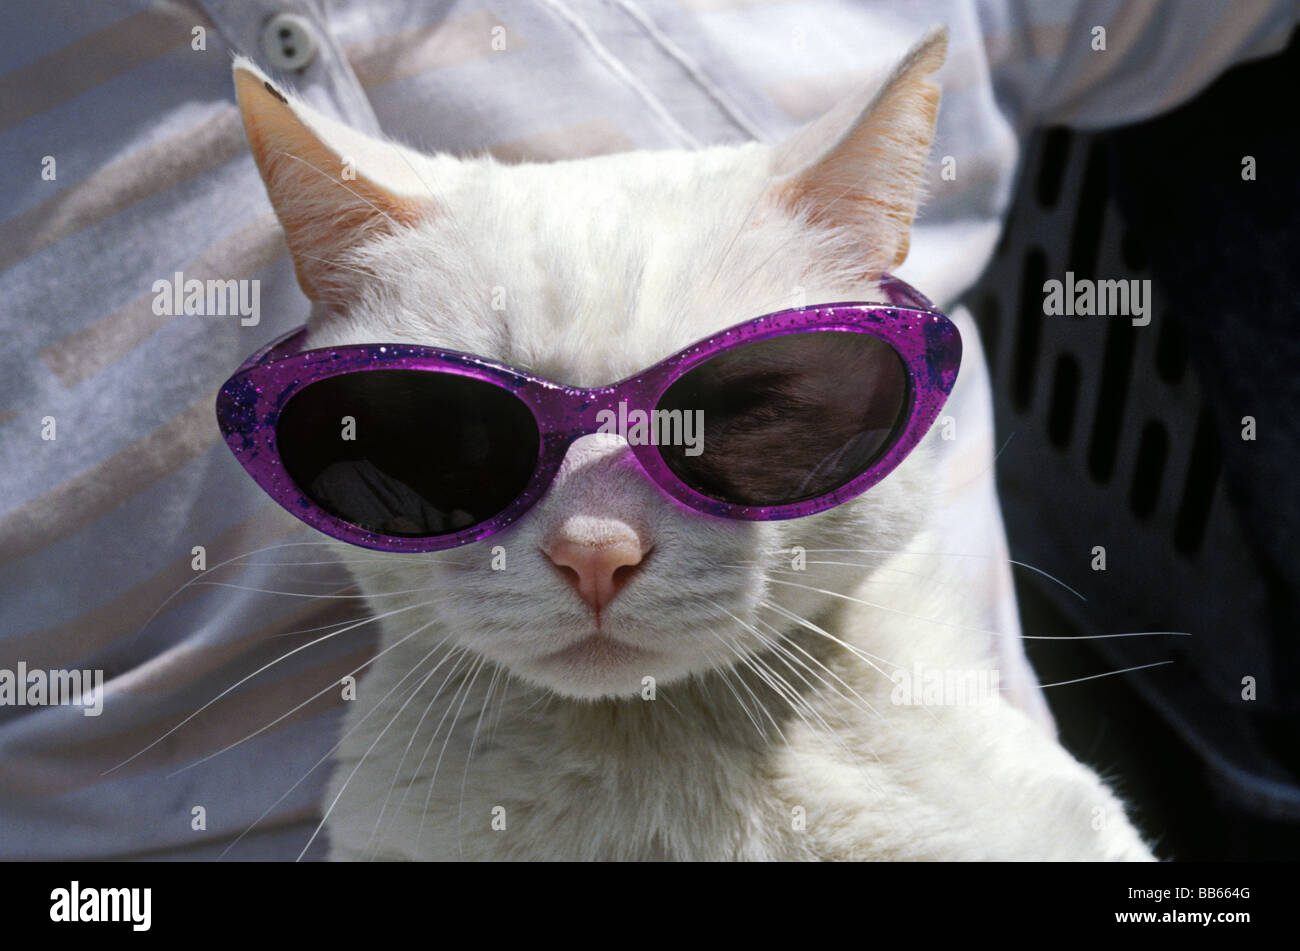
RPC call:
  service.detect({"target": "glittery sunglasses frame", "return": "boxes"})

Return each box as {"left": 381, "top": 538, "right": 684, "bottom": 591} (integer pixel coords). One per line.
{"left": 216, "top": 274, "right": 960, "bottom": 552}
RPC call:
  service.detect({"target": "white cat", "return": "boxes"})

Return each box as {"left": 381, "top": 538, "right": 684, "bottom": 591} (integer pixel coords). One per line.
{"left": 231, "top": 29, "right": 1154, "bottom": 860}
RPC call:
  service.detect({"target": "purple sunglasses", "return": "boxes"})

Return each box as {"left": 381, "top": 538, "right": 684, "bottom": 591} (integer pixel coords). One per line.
{"left": 216, "top": 275, "right": 960, "bottom": 553}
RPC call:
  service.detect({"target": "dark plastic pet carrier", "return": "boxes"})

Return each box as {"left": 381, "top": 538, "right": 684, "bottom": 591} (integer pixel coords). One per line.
{"left": 959, "top": 32, "right": 1300, "bottom": 859}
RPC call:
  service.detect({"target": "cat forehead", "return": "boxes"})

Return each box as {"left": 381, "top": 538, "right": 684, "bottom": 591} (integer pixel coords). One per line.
{"left": 455, "top": 145, "right": 773, "bottom": 260}
{"left": 343, "top": 144, "right": 825, "bottom": 383}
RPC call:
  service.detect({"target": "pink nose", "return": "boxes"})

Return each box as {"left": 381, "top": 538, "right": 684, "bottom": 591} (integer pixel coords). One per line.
{"left": 544, "top": 531, "right": 648, "bottom": 613}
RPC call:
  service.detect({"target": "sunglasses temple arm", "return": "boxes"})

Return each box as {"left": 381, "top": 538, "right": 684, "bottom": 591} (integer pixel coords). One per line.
{"left": 877, "top": 273, "right": 937, "bottom": 312}
{"left": 236, "top": 325, "right": 312, "bottom": 372}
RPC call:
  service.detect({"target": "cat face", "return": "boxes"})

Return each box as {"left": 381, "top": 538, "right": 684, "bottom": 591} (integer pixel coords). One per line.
{"left": 232, "top": 32, "right": 946, "bottom": 700}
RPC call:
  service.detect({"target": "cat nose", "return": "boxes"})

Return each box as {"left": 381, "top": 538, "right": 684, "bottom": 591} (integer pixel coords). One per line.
{"left": 544, "top": 528, "right": 648, "bottom": 613}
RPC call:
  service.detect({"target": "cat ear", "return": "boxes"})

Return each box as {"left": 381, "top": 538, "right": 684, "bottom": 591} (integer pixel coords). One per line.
{"left": 770, "top": 28, "right": 946, "bottom": 276}
{"left": 232, "top": 58, "right": 435, "bottom": 303}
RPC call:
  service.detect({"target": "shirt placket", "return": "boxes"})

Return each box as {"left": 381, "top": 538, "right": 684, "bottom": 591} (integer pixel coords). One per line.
{"left": 191, "top": 0, "right": 380, "bottom": 134}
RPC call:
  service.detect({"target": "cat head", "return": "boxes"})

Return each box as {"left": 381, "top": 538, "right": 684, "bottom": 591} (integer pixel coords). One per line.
{"left": 232, "top": 29, "right": 947, "bottom": 700}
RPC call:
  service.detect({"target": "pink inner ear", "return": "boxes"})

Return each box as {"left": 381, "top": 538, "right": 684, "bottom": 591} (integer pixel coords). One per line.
{"left": 233, "top": 65, "right": 433, "bottom": 303}
{"left": 768, "top": 30, "right": 946, "bottom": 275}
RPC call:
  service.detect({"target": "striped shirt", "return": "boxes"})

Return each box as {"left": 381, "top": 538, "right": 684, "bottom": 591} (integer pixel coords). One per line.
{"left": 1, "top": 0, "right": 1294, "bottom": 859}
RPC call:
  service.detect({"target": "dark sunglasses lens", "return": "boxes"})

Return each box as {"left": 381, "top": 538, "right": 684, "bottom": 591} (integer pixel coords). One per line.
{"left": 276, "top": 370, "right": 539, "bottom": 537}
{"left": 656, "top": 331, "right": 908, "bottom": 506}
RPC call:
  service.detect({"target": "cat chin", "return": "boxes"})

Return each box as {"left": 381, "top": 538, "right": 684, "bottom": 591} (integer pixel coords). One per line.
{"left": 507, "top": 649, "right": 712, "bottom": 702}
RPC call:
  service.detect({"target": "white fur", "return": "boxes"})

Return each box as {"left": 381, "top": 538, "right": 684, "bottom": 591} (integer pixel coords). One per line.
{"left": 231, "top": 31, "right": 1154, "bottom": 861}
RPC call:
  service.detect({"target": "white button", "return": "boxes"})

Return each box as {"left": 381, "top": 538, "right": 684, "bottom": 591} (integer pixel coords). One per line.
{"left": 260, "top": 13, "right": 318, "bottom": 71}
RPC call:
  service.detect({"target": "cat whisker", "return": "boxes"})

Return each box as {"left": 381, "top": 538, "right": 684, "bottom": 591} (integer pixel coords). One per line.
{"left": 361, "top": 643, "right": 469, "bottom": 859}
{"left": 415, "top": 656, "right": 489, "bottom": 852}
{"left": 376, "top": 648, "right": 476, "bottom": 859}
{"left": 724, "top": 640, "right": 892, "bottom": 804}
{"left": 488, "top": 672, "right": 513, "bottom": 743}
{"left": 265, "top": 613, "right": 372, "bottom": 639}
{"left": 231, "top": 558, "right": 409, "bottom": 568}
{"left": 232, "top": 578, "right": 361, "bottom": 592}
{"left": 457, "top": 662, "right": 503, "bottom": 859}
{"left": 700, "top": 635, "right": 777, "bottom": 742}
{"left": 723, "top": 628, "right": 839, "bottom": 741}
{"left": 193, "top": 581, "right": 443, "bottom": 599}
{"left": 763, "top": 575, "right": 1020, "bottom": 642}
{"left": 509, "top": 682, "right": 554, "bottom": 721}
{"left": 762, "top": 598, "right": 1174, "bottom": 842}
{"left": 759, "top": 598, "right": 903, "bottom": 677}
{"left": 760, "top": 547, "right": 1088, "bottom": 602}
{"left": 1037, "top": 660, "right": 1175, "bottom": 690}
{"left": 169, "top": 620, "right": 439, "bottom": 779}
{"left": 768, "top": 568, "right": 1184, "bottom": 640}
{"left": 755, "top": 597, "right": 913, "bottom": 781}
{"left": 298, "top": 633, "right": 458, "bottom": 861}
{"left": 129, "top": 539, "right": 378, "bottom": 644}
{"left": 233, "top": 547, "right": 475, "bottom": 568}
{"left": 173, "top": 625, "right": 443, "bottom": 780}
{"left": 653, "top": 684, "right": 685, "bottom": 718}
{"left": 1019, "top": 632, "right": 1192, "bottom": 641}
{"left": 216, "top": 620, "right": 443, "bottom": 860}
{"left": 761, "top": 558, "right": 959, "bottom": 587}
{"left": 749, "top": 612, "right": 886, "bottom": 725}
{"left": 103, "top": 600, "right": 430, "bottom": 777}
{"left": 751, "top": 566, "right": 1187, "bottom": 642}
{"left": 761, "top": 598, "right": 1051, "bottom": 843}
{"left": 702, "top": 595, "right": 878, "bottom": 725}
{"left": 719, "top": 561, "right": 920, "bottom": 592}
{"left": 739, "top": 621, "right": 897, "bottom": 799}
{"left": 944, "top": 431, "right": 1017, "bottom": 495}
{"left": 707, "top": 631, "right": 785, "bottom": 743}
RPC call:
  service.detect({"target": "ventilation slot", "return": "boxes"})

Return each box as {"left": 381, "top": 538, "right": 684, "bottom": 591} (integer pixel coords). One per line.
{"left": 1155, "top": 314, "right": 1188, "bottom": 384}
{"left": 1130, "top": 420, "right": 1169, "bottom": 520}
{"left": 1048, "top": 353, "right": 1080, "bottom": 448}
{"left": 1066, "top": 139, "right": 1109, "bottom": 278}
{"left": 1011, "top": 247, "right": 1047, "bottom": 411}
{"left": 1087, "top": 315, "right": 1136, "bottom": 483}
{"left": 1173, "top": 407, "right": 1222, "bottom": 557}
